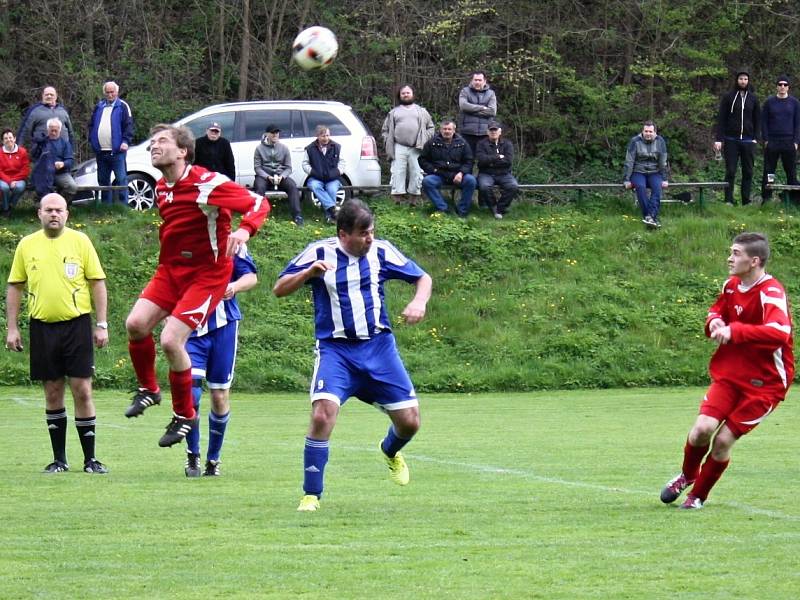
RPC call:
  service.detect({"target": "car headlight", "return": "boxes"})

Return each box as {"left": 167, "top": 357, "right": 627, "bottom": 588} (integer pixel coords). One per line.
{"left": 75, "top": 160, "right": 98, "bottom": 177}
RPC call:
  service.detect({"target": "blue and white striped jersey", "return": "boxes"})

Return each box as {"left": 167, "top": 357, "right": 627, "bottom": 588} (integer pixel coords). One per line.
{"left": 192, "top": 248, "right": 258, "bottom": 338}
{"left": 279, "top": 237, "right": 426, "bottom": 340}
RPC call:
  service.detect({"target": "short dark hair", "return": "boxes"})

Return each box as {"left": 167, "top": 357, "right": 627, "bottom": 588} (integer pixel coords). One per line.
{"left": 733, "top": 232, "right": 770, "bottom": 267}
{"left": 337, "top": 199, "right": 374, "bottom": 234}
{"left": 643, "top": 120, "right": 656, "bottom": 130}
{"left": 396, "top": 85, "right": 414, "bottom": 102}
{"left": 470, "top": 70, "right": 487, "bottom": 79}
{"left": 440, "top": 119, "right": 456, "bottom": 128}
{"left": 1, "top": 128, "right": 14, "bottom": 138}
{"left": 150, "top": 124, "right": 195, "bottom": 164}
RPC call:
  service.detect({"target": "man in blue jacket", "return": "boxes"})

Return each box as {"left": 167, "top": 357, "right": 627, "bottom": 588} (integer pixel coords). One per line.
{"left": 302, "top": 125, "right": 346, "bottom": 224}
{"left": 761, "top": 75, "right": 800, "bottom": 202}
{"left": 31, "top": 119, "right": 77, "bottom": 200}
{"left": 88, "top": 81, "right": 134, "bottom": 205}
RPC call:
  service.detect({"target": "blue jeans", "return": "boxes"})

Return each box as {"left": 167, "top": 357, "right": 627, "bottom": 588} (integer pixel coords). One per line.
{"left": 0, "top": 180, "right": 26, "bottom": 210}
{"left": 630, "top": 172, "right": 662, "bottom": 219}
{"left": 307, "top": 178, "right": 341, "bottom": 210}
{"left": 422, "top": 173, "right": 477, "bottom": 216}
{"left": 96, "top": 151, "right": 128, "bottom": 204}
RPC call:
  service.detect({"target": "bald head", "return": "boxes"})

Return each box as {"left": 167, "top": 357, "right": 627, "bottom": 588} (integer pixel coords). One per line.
{"left": 38, "top": 193, "right": 69, "bottom": 237}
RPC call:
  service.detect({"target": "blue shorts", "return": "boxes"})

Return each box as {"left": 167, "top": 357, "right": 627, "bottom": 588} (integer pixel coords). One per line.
{"left": 310, "top": 332, "right": 418, "bottom": 411}
{"left": 186, "top": 321, "right": 239, "bottom": 390}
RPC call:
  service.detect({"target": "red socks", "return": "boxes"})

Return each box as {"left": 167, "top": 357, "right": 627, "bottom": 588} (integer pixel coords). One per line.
{"left": 169, "top": 368, "right": 195, "bottom": 419}
{"left": 128, "top": 336, "right": 159, "bottom": 392}
{"left": 681, "top": 439, "right": 709, "bottom": 482}
{"left": 690, "top": 456, "right": 730, "bottom": 502}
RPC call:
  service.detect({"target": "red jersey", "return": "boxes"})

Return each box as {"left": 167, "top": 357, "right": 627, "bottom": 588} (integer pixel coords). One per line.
{"left": 156, "top": 165, "right": 270, "bottom": 268}
{"left": 0, "top": 144, "right": 30, "bottom": 183}
{"left": 706, "top": 274, "right": 794, "bottom": 392}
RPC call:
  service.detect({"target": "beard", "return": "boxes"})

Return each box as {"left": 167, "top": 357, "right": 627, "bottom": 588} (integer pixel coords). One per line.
{"left": 399, "top": 97, "right": 415, "bottom": 105}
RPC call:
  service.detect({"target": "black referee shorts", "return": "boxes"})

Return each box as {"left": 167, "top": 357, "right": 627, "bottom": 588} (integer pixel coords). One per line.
{"left": 29, "top": 314, "right": 94, "bottom": 381}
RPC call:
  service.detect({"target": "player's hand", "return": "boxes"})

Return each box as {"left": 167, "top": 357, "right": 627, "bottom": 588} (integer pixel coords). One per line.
{"left": 6, "top": 331, "right": 23, "bottom": 352}
{"left": 222, "top": 283, "right": 236, "bottom": 300}
{"left": 708, "top": 318, "right": 726, "bottom": 333}
{"left": 94, "top": 328, "right": 109, "bottom": 348}
{"left": 400, "top": 300, "right": 427, "bottom": 325}
{"left": 307, "top": 260, "right": 335, "bottom": 278}
{"left": 227, "top": 228, "right": 250, "bottom": 257}
{"left": 710, "top": 325, "right": 732, "bottom": 344}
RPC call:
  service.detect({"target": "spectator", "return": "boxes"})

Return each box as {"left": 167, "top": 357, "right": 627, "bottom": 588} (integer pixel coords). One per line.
{"left": 457, "top": 71, "right": 497, "bottom": 155}
{"left": 31, "top": 118, "right": 77, "bottom": 200}
{"left": 761, "top": 75, "right": 800, "bottom": 202}
{"left": 623, "top": 120, "right": 669, "bottom": 229}
{"left": 381, "top": 85, "right": 434, "bottom": 206}
{"left": 418, "top": 119, "right": 476, "bottom": 217}
{"left": 6, "top": 193, "right": 109, "bottom": 474}
{"left": 476, "top": 120, "right": 518, "bottom": 219}
{"left": 302, "top": 125, "right": 346, "bottom": 224}
{"left": 88, "top": 81, "right": 134, "bottom": 205}
{"left": 0, "top": 129, "right": 30, "bottom": 217}
{"left": 17, "top": 86, "right": 75, "bottom": 150}
{"left": 254, "top": 124, "right": 303, "bottom": 226}
{"left": 714, "top": 69, "right": 760, "bottom": 206}
{"left": 194, "top": 122, "right": 236, "bottom": 180}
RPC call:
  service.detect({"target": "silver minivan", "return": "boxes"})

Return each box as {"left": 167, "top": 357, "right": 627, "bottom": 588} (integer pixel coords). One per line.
{"left": 73, "top": 100, "right": 381, "bottom": 209}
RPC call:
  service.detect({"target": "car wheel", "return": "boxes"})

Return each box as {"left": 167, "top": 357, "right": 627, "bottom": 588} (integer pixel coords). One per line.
{"left": 306, "top": 179, "right": 351, "bottom": 208}
{"left": 127, "top": 174, "right": 156, "bottom": 211}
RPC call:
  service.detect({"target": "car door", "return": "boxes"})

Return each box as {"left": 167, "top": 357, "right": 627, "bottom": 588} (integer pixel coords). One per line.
{"left": 236, "top": 109, "right": 300, "bottom": 187}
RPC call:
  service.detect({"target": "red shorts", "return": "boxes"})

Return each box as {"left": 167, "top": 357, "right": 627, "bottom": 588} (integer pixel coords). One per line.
{"left": 141, "top": 262, "right": 232, "bottom": 329}
{"left": 700, "top": 379, "right": 785, "bottom": 438}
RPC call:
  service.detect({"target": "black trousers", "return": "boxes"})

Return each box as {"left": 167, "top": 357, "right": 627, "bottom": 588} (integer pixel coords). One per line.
{"left": 762, "top": 140, "right": 798, "bottom": 200}
{"left": 722, "top": 139, "right": 756, "bottom": 204}
{"left": 255, "top": 175, "right": 301, "bottom": 217}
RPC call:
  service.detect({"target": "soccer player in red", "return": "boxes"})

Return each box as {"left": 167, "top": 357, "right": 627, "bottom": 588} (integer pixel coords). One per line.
{"left": 124, "top": 124, "right": 270, "bottom": 447}
{"left": 661, "top": 232, "right": 794, "bottom": 509}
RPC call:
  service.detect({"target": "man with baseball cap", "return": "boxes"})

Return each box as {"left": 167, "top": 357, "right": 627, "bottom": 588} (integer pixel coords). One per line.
{"left": 194, "top": 122, "right": 236, "bottom": 180}
{"left": 761, "top": 75, "right": 800, "bottom": 203}
{"left": 254, "top": 124, "right": 303, "bottom": 226}
{"left": 475, "top": 120, "right": 518, "bottom": 218}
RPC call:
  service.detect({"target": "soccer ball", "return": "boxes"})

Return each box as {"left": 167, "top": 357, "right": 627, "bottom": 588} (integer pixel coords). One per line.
{"left": 292, "top": 26, "right": 338, "bottom": 70}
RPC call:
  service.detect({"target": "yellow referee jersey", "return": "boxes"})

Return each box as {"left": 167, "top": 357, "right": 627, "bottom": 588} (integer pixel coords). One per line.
{"left": 8, "top": 227, "right": 106, "bottom": 322}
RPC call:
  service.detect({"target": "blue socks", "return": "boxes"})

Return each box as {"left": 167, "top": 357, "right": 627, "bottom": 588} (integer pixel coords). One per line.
{"left": 381, "top": 425, "right": 411, "bottom": 458}
{"left": 185, "top": 382, "right": 202, "bottom": 455}
{"left": 206, "top": 411, "right": 230, "bottom": 462}
{"left": 304, "top": 437, "right": 329, "bottom": 497}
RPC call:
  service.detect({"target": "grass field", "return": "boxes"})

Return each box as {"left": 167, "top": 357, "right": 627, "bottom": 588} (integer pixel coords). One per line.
{"left": 1, "top": 387, "right": 798, "bottom": 599}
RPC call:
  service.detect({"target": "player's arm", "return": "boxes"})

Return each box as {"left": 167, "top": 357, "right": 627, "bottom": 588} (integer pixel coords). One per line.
{"left": 401, "top": 273, "right": 432, "bottom": 325}
{"left": 207, "top": 182, "right": 272, "bottom": 256}
{"left": 729, "top": 290, "right": 792, "bottom": 346}
{"left": 89, "top": 279, "right": 109, "bottom": 348}
{"left": 5, "top": 283, "right": 25, "bottom": 351}
{"left": 224, "top": 272, "right": 258, "bottom": 300}
{"left": 273, "top": 261, "right": 334, "bottom": 297}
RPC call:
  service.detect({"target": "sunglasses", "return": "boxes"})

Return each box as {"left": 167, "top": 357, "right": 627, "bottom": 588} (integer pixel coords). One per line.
{"left": 778, "top": 83, "right": 790, "bottom": 87}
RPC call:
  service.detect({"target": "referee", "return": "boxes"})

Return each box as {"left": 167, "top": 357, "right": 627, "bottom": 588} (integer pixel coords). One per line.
{"left": 6, "top": 193, "right": 110, "bottom": 473}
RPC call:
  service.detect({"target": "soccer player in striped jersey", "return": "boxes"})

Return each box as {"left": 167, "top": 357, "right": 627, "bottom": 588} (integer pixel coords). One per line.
{"left": 183, "top": 246, "right": 258, "bottom": 477}
{"left": 661, "top": 232, "right": 794, "bottom": 509}
{"left": 124, "top": 124, "right": 270, "bottom": 448}
{"left": 274, "top": 199, "right": 433, "bottom": 512}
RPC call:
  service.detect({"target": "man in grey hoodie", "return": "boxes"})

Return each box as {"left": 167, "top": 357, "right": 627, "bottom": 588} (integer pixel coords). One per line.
{"left": 254, "top": 124, "right": 302, "bottom": 226}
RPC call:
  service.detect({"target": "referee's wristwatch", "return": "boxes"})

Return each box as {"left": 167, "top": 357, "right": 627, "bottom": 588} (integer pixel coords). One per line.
{"left": 95, "top": 321, "right": 108, "bottom": 329}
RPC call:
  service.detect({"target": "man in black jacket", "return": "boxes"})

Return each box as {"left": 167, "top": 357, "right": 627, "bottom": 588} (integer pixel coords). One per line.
{"left": 418, "top": 120, "right": 476, "bottom": 217}
{"left": 194, "top": 122, "right": 236, "bottom": 181}
{"left": 714, "top": 69, "right": 760, "bottom": 205}
{"left": 476, "top": 121, "right": 518, "bottom": 219}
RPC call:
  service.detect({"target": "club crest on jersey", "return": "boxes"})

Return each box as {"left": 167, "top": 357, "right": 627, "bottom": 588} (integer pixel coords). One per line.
{"left": 735, "top": 304, "right": 744, "bottom": 315}
{"left": 63, "top": 262, "right": 78, "bottom": 279}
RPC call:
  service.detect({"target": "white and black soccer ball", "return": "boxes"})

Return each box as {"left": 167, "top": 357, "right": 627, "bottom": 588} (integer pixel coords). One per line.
{"left": 292, "top": 26, "right": 338, "bottom": 70}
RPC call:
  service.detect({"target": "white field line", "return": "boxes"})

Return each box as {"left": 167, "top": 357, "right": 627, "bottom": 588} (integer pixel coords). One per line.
{"left": 335, "top": 443, "right": 800, "bottom": 522}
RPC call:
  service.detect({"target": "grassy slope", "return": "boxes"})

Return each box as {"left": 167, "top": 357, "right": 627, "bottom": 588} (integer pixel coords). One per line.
{"left": 0, "top": 387, "right": 798, "bottom": 599}
{"left": 0, "top": 194, "right": 798, "bottom": 392}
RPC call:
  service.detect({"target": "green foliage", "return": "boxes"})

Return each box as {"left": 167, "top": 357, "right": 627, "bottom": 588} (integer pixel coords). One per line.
{"left": 3, "top": 197, "right": 798, "bottom": 393}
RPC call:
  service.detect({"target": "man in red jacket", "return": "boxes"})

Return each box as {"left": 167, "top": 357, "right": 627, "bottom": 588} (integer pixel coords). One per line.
{"left": 0, "top": 129, "right": 30, "bottom": 217}
{"left": 660, "top": 232, "right": 794, "bottom": 509}
{"left": 124, "top": 124, "right": 270, "bottom": 448}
